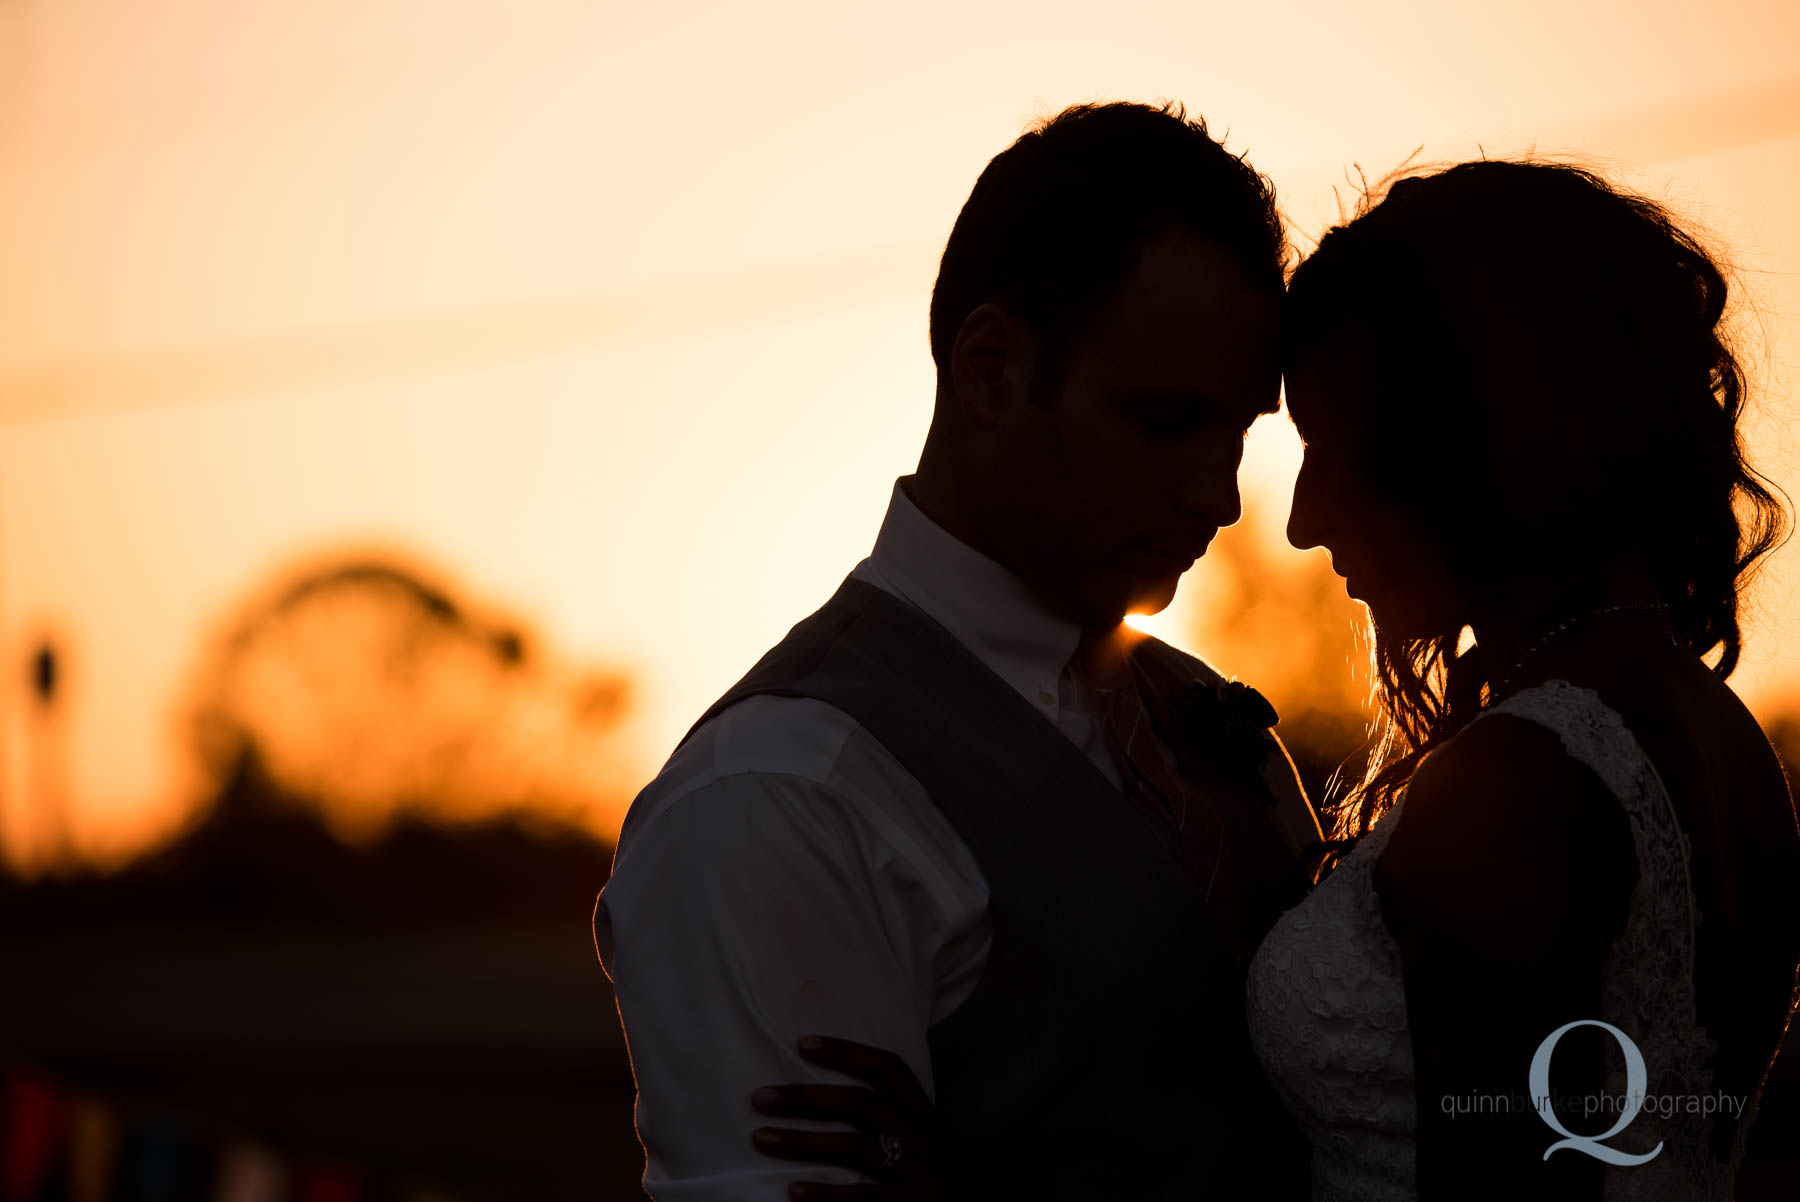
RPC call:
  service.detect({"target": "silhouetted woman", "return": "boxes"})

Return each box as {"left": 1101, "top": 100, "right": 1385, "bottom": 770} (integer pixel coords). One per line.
{"left": 1248, "top": 158, "right": 1800, "bottom": 1201}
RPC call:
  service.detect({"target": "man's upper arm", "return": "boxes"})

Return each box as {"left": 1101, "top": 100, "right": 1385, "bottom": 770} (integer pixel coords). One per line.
{"left": 599, "top": 768, "right": 945, "bottom": 1201}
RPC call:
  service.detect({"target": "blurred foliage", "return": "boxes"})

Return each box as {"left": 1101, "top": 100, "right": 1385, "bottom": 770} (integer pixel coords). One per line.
{"left": 1761, "top": 714, "right": 1800, "bottom": 796}
{"left": 185, "top": 554, "right": 634, "bottom": 842}
{"left": 2, "top": 553, "right": 629, "bottom": 927}
{"left": 0, "top": 747, "right": 614, "bottom": 930}
{"left": 1187, "top": 520, "right": 1800, "bottom": 832}
{"left": 1183, "top": 518, "right": 1376, "bottom": 829}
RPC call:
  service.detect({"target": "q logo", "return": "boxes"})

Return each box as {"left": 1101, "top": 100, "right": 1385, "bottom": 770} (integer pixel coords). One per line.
{"left": 1528, "top": 1019, "right": 1663, "bottom": 1165}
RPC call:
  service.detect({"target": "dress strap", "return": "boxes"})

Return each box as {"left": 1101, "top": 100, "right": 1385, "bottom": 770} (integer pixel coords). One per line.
{"left": 1471, "top": 679, "right": 1730, "bottom": 1193}
{"left": 1477, "top": 678, "right": 1700, "bottom": 971}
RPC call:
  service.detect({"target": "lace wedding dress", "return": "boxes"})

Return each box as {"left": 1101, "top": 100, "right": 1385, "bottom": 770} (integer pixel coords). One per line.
{"left": 1245, "top": 679, "right": 1773, "bottom": 1200}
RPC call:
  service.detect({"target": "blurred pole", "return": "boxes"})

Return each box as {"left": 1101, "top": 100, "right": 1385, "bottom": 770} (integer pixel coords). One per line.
{"left": 27, "top": 638, "right": 68, "bottom": 870}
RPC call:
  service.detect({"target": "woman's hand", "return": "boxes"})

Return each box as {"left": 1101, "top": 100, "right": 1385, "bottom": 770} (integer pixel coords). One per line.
{"left": 750, "top": 1034, "right": 940, "bottom": 1201}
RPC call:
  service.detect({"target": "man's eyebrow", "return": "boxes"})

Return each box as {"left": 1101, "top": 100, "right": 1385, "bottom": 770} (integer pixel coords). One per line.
{"left": 1118, "top": 389, "right": 1226, "bottom": 409}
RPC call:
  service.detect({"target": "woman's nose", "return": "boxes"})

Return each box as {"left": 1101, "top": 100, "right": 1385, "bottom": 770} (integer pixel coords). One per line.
{"left": 1287, "top": 456, "right": 1328, "bottom": 551}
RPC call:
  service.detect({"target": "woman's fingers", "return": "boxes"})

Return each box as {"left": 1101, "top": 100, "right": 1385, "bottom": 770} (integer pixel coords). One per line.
{"left": 795, "top": 1035, "right": 932, "bottom": 1112}
{"left": 752, "top": 1084, "right": 876, "bottom": 1124}
{"left": 751, "top": 1037, "right": 937, "bottom": 1196}
{"left": 753, "top": 1126, "right": 885, "bottom": 1170}
{"left": 750, "top": 1084, "right": 913, "bottom": 1164}
{"left": 787, "top": 1183, "right": 885, "bottom": 1201}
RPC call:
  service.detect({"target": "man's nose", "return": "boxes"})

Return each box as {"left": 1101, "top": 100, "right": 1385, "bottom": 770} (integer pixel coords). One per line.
{"left": 1179, "top": 463, "right": 1243, "bottom": 528}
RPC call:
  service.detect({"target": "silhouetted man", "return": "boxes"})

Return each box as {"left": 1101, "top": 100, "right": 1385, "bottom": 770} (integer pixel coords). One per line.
{"left": 596, "top": 100, "right": 1321, "bottom": 1200}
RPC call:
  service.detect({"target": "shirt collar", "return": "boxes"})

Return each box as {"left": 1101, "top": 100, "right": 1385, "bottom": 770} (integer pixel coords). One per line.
{"left": 856, "top": 476, "right": 1083, "bottom": 717}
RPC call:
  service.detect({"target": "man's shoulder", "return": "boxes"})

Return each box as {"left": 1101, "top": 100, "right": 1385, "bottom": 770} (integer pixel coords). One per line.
{"left": 607, "top": 690, "right": 986, "bottom": 919}
{"left": 609, "top": 695, "right": 861, "bottom": 867}
{"left": 1139, "top": 636, "right": 1229, "bottom": 688}
{"left": 1139, "top": 635, "right": 1323, "bottom": 866}
{"left": 620, "top": 687, "right": 941, "bottom": 844}
{"left": 637, "top": 694, "right": 864, "bottom": 812}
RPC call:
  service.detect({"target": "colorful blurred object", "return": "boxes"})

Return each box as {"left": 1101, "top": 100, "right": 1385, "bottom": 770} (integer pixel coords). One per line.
{"left": 2, "top": 1067, "right": 62, "bottom": 1202}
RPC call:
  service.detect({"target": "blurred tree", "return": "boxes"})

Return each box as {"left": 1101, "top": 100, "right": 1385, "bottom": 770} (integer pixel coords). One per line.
{"left": 185, "top": 556, "right": 635, "bottom": 844}
{"left": 1761, "top": 711, "right": 1800, "bottom": 792}
{"left": 1180, "top": 519, "right": 1375, "bottom": 830}
{"left": 2, "top": 553, "right": 639, "bottom": 924}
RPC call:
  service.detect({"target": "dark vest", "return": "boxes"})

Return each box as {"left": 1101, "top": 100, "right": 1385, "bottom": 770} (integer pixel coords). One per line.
{"left": 680, "top": 574, "right": 1312, "bottom": 1199}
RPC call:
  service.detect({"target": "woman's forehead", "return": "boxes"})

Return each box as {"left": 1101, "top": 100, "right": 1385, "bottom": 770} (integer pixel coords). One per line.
{"left": 1284, "top": 323, "right": 1386, "bottom": 413}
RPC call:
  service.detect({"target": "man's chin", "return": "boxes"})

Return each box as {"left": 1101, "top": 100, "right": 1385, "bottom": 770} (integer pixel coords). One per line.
{"left": 1117, "top": 578, "right": 1181, "bottom": 623}
{"left": 1060, "top": 570, "right": 1182, "bottom": 627}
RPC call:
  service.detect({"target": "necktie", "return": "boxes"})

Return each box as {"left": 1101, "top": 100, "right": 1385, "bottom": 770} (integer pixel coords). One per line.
{"left": 1069, "top": 621, "right": 1242, "bottom": 953}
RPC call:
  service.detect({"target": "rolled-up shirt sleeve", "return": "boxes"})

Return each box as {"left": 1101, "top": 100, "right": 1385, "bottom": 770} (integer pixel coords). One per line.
{"left": 598, "top": 767, "right": 964, "bottom": 1202}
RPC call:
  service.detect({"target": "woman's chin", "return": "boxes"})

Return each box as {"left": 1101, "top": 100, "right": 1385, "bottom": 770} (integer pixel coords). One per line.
{"left": 1362, "top": 595, "right": 1460, "bottom": 642}
{"left": 1343, "top": 575, "right": 1377, "bottom": 606}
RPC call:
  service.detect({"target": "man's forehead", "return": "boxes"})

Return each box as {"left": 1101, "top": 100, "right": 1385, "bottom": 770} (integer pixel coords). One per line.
{"left": 1122, "top": 227, "right": 1274, "bottom": 301}
{"left": 1105, "top": 370, "right": 1281, "bottom": 421}
{"left": 1092, "top": 301, "right": 1279, "bottom": 392}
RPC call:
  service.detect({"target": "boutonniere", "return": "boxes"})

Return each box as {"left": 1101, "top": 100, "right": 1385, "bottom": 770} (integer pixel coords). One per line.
{"left": 1169, "top": 679, "right": 1281, "bottom": 806}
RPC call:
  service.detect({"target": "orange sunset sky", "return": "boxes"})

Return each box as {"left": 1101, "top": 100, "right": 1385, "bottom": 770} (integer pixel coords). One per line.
{"left": 1, "top": 0, "right": 1798, "bottom": 869}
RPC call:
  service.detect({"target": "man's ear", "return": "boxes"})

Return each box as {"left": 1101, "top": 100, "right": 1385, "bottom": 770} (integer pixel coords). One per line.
{"left": 948, "top": 302, "right": 1035, "bottom": 431}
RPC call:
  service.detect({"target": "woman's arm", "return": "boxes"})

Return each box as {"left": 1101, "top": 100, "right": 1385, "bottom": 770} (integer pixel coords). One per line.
{"left": 1375, "top": 715, "right": 1635, "bottom": 1202}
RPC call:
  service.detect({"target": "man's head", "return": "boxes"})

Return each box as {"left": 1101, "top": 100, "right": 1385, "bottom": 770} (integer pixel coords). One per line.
{"left": 918, "top": 101, "right": 1287, "bottom": 625}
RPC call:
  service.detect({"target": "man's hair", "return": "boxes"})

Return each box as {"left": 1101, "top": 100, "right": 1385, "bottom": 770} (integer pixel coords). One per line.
{"left": 928, "top": 100, "right": 1288, "bottom": 405}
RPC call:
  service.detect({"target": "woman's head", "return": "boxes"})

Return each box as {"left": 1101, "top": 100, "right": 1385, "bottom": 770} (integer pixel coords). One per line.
{"left": 1282, "top": 159, "right": 1788, "bottom": 833}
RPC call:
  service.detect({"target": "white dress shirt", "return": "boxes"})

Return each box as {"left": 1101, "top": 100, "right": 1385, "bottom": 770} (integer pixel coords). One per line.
{"left": 595, "top": 476, "right": 1132, "bottom": 1201}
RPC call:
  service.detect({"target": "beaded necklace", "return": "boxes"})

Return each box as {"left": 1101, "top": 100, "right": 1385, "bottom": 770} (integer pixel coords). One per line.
{"left": 1490, "top": 601, "right": 1679, "bottom": 701}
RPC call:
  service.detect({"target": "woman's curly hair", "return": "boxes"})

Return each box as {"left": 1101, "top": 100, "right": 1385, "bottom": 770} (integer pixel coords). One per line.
{"left": 1284, "top": 159, "right": 1789, "bottom": 840}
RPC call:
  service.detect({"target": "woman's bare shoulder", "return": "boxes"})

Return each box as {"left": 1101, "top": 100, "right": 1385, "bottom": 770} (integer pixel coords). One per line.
{"left": 1375, "top": 712, "right": 1633, "bottom": 959}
